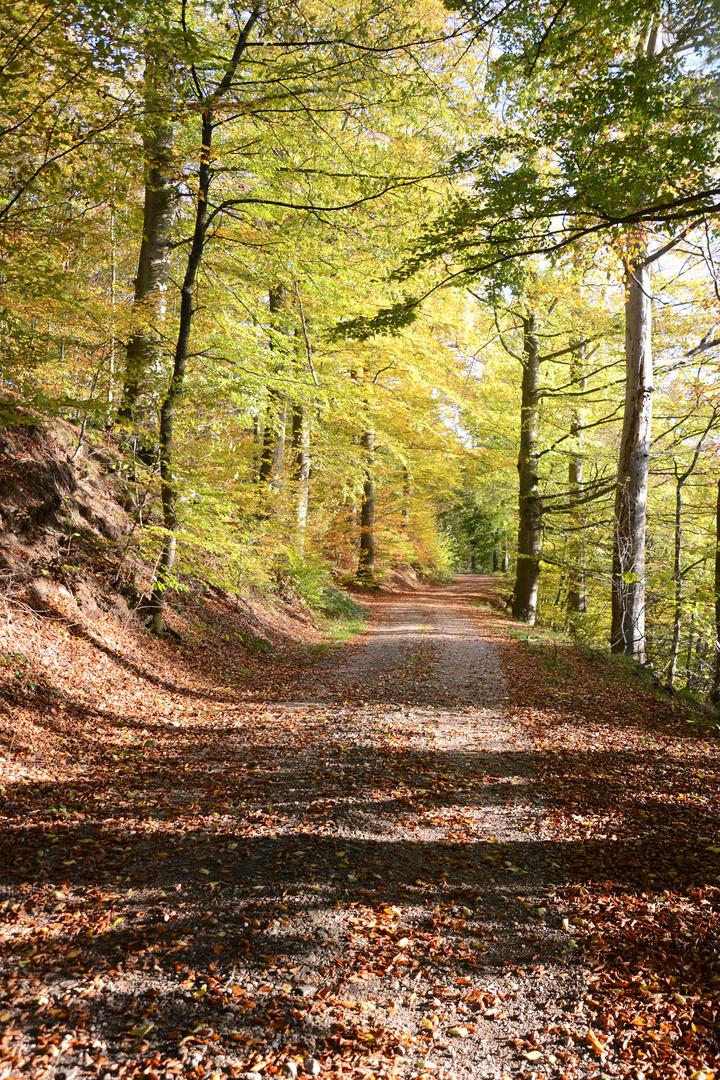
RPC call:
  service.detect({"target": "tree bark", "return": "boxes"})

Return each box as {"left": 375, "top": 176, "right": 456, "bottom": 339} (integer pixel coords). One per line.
{"left": 401, "top": 466, "right": 410, "bottom": 530}
{"left": 667, "top": 473, "right": 684, "bottom": 689}
{"left": 711, "top": 478, "right": 720, "bottom": 705}
{"left": 666, "top": 417, "right": 716, "bottom": 688}
{"left": 566, "top": 341, "right": 587, "bottom": 615}
{"left": 357, "top": 428, "right": 376, "bottom": 583}
{"left": 118, "top": 53, "right": 177, "bottom": 422}
{"left": 147, "top": 5, "right": 261, "bottom": 633}
{"left": 512, "top": 313, "right": 542, "bottom": 624}
{"left": 611, "top": 254, "right": 653, "bottom": 663}
{"left": 291, "top": 402, "right": 310, "bottom": 546}
{"left": 147, "top": 110, "right": 210, "bottom": 635}
{"left": 258, "top": 286, "right": 287, "bottom": 488}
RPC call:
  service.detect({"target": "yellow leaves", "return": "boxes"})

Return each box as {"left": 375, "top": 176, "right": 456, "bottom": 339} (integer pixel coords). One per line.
{"left": 587, "top": 1029, "right": 605, "bottom": 1055}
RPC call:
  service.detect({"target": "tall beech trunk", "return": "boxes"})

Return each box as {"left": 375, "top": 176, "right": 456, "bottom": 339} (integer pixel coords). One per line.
{"left": 492, "top": 533, "right": 499, "bottom": 572}
{"left": 118, "top": 56, "right": 177, "bottom": 422}
{"left": 512, "top": 313, "right": 542, "bottom": 624}
{"left": 502, "top": 525, "right": 509, "bottom": 574}
{"left": 291, "top": 402, "right": 310, "bottom": 545}
{"left": 567, "top": 342, "right": 587, "bottom": 615}
{"left": 611, "top": 255, "right": 653, "bottom": 662}
{"left": 711, "top": 479, "right": 720, "bottom": 705}
{"left": 147, "top": 6, "right": 261, "bottom": 634}
{"left": 357, "top": 428, "right": 376, "bottom": 583}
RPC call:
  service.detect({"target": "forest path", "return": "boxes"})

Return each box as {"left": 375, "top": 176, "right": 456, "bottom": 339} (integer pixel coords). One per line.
{"left": 241, "top": 574, "right": 590, "bottom": 1080}
{"left": 4, "top": 576, "right": 718, "bottom": 1080}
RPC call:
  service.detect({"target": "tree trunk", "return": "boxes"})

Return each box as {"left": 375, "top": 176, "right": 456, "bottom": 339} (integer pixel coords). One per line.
{"left": 118, "top": 54, "right": 177, "bottom": 422}
{"left": 512, "top": 313, "right": 542, "bottom": 624}
{"left": 492, "top": 533, "right": 499, "bottom": 572}
{"left": 292, "top": 402, "right": 310, "bottom": 546}
{"left": 146, "top": 5, "right": 261, "bottom": 634}
{"left": 711, "top": 479, "right": 720, "bottom": 705}
{"left": 258, "top": 286, "right": 287, "bottom": 488}
{"left": 401, "top": 466, "right": 410, "bottom": 529}
{"left": 108, "top": 202, "right": 117, "bottom": 413}
{"left": 502, "top": 525, "right": 509, "bottom": 574}
{"left": 357, "top": 428, "right": 376, "bottom": 583}
{"left": 686, "top": 611, "right": 696, "bottom": 689}
{"left": 147, "top": 112, "right": 210, "bottom": 635}
{"left": 567, "top": 342, "right": 587, "bottom": 615}
{"left": 667, "top": 475, "right": 684, "bottom": 689}
{"left": 611, "top": 254, "right": 653, "bottom": 663}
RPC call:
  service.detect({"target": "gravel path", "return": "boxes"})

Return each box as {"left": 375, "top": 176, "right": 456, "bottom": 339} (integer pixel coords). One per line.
{"left": 223, "top": 576, "right": 596, "bottom": 1080}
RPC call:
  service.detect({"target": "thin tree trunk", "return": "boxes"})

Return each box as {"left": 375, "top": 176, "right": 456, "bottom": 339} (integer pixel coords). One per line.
{"left": 686, "top": 611, "right": 696, "bottom": 689}
{"left": 108, "top": 202, "right": 116, "bottom": 413}
{"left": 251, "top": 415, "right": 261, "bottom": 481}
{"left": 667, "top": 473, "right": 684, "bottom": 689}
{"left": 147, "top": 6, "right": 261, "bottom": 634}
{"left": 291, "top": 402, "right": 310, "bottom": 547}
{"left": 611, "top": 254, "right": 653, "bottom": 663}
{"left": 502, "top": 524, "right": 509, "bottom": 574}
{"left": 258, "top": 286, "right": 287, "bottom": 488}
{"left": 667, "top": 416, "right": 716, "bottom": 688}
{"left": 401, "top": 466, "right": 410, "bottom": 529}
{"left": 118, "top": 54, "right": 177, "bottom": 422}
{"left": 357, "top": 428, "right": 376, "bottom": 583}
{"left": 567, "top": 342, "right": 587, "bottom": 615}
{"left": 512, "top": 313, "right": 542, "bottom": 624}
{"left": 492, "top": 532, "right": 499, "bottom": 572}
{"left": 711, "top": 478, "right": 720, "bottom": 705}
{"left": 146, "top": 111, "right": 210, "bottom": 635}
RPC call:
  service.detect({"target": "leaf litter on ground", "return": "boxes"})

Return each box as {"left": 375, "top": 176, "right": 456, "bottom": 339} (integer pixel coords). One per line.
{"left": 0, "top": 575, "right": 718, "bottom": 1080}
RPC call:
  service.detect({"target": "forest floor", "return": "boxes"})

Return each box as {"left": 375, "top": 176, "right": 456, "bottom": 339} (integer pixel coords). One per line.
{"left": 1, "top": 575, "right": 720, "bottom": 1080}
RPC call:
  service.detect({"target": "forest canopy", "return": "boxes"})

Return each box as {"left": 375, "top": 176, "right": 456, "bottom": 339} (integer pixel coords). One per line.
{"left": 2, "top": 0, "right": 720, "bottom": 696}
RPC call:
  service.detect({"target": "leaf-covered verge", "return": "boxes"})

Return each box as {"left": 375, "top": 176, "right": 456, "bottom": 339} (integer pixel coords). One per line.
{"left": 493, "top": 595, "right": 720, "bottom": 1080}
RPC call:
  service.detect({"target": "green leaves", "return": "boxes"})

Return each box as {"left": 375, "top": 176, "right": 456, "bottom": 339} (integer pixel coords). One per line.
{"left": 332, "top": 297, "right": 420, "bottom": 341}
